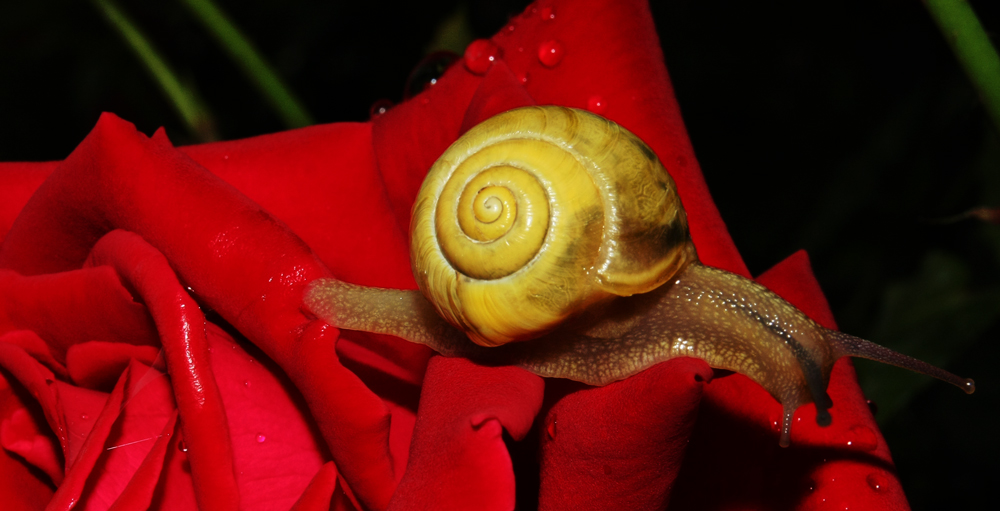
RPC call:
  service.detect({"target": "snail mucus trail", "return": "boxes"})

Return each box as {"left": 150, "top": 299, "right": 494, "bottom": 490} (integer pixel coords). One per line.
{"left": 305, "top": 106, "right": 974, "bottom": 447}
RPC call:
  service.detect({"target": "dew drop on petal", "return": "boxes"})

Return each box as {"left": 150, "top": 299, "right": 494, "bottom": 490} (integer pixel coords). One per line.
{"left": 243, "top": 380, "right": 250, "bottom": 388}
{"left": 369, "top": 99, "right": 393, "bottom": 119}
{"left": 540, "top": 6, "right": 555, "bottom": 21}
{"left": 517, "top": 71, "right": 529, "bottom": 84}
{"left": 404, "top": 51, "right": 459, "bottom": 99}
{"left": 866, "top": 472, "right": 888, "bottom": 492}
{"left": 866, "top": 399, "right": 878, "bottom": 416}
{"left": 504, "top": 23, "right": 516, "bottom": 35}
{"left": 464, "top": 39, "right": 500, "bottom": 75}
{"left": 256, "top": 433, "right": 266, "bottom": 443}
{"left": 178, "top": 440, "right": 188, "bottom": 453}
{"left": 845, "top": 425, "right": 878, "bottom": 451}
{"left": 587, "top": 95, "right": 607, "bottom": 114}
{"left": 538, "top": 40, "right": 565, "bottom": 68}
{"left": 81, "top": 414, "right": 88, "bottom": 420}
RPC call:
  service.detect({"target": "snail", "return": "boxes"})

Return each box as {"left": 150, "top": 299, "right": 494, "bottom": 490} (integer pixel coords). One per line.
{"left": 304, "top": 105, "right": 974, "bottom": 447}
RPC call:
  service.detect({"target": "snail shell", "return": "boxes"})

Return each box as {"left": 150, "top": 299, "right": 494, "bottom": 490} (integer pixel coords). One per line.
{"left": 411, "top": 106, "right": 696, "bottom": 347}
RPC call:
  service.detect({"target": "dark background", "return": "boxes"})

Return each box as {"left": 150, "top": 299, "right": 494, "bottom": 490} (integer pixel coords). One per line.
{"left": 1, "top": 1, "right": 996, "bottom": 508}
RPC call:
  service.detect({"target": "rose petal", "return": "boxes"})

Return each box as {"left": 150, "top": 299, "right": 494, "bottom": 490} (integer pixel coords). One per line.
{"left": 0, "top": 268, "right": 159, "bottom": 362}
{"left": 47, "top": 361, "right": 128, "bottom": 511}
{"left": 388, "top": 358, "right": 544, "bottom": 510}
{"left": 207, "top": 323, "right": 329, "bottom": 510}
{"left": 0, "top": 370, "right": 55, "bottom": 510}
{"left": 0, "top": 112, "right": 398, "bottom": 509}
{"left": 84, "top": 230, "right": 238, "bottom": 511}
{"left": 74, "top": 359, "right": 175, "bottom": 511}
{"left": 107, "top": 412, "right": 178, "bottom": 511}
{"left": 66, "top": 342, "right": 164, "bottom": 391}
{"left": 538, "top": 358, "right": 713, "bottom": 509}
{"left": 0, "top": 161, "right": 56, "bottom": 245}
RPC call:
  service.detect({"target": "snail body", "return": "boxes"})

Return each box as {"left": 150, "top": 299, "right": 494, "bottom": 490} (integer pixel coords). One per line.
{"left": 306, "top": 106, "right": 973, "bottom": 447}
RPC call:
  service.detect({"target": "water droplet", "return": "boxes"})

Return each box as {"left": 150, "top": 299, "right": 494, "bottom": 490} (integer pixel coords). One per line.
{"left": 587, "top": 95, "right": 607, "bottom": 114}
{"left": 866, "top": 399, "right": 878, "bottom": 416}
{"left": 178, "top": 440, "right": 188, "bottom": 453}
{"left": 768, "top": 415, "right": 781, "bottom": 433}
{"left": 81, "top": 414, "right": 89, "bottom": 420}
{"left": 538, "top": 40, "right": 565, "bottom": 68}
{"left": 256, "top": 433, "right": 267, "bottom": 443}
{"left": 540, "top": 6, "right": 555, "bottom": 21}
{"left": 420, "top": 96, "right": 430, "bottom": 105}
{"left": 223, "top": 154, "right": 229, "bottom": 160}
{"left": 866, "top": 472, "right": 888, "bottom": 492}
{"left": 803, "top": 477, "right": 816, "bottom": 493}
{"left": 369, "top": 99, "right": 393, "bottom": 119}
{"left": 243, "top": 380, "right": 250, "bottom": 388}
{"left": 845, "top": 425, "right": 878, "bottom": 451}
{"left": 464, "top": 39, "right": 500, "bottom": 75}
{"left": 546, "top": 416, "right": 557, "bottom": 440}
{"left": 404, "top": 51, "right": 459, "bottom": 99}
{"left": 504, "top": 23, "right": 516, "bottom": 35}
{"left": 675, "top": 155, "right": 688, "bottom": 168}
{"left": 517, "top": 71, "right": 529, "bottom": 84}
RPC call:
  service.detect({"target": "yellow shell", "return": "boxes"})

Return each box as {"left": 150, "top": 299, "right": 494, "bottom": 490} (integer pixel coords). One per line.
{"left": 410, "top": 106, "right": 697, "bottom": 347}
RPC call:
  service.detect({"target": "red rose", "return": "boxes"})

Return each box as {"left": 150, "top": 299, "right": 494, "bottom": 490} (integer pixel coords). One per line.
{"left": 1, "top": 0, "right": 911, "bottom": 509}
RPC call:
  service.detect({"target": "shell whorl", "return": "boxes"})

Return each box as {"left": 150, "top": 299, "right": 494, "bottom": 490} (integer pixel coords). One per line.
{"left": 410, "top": 106, "right": 696, "bottom": 347}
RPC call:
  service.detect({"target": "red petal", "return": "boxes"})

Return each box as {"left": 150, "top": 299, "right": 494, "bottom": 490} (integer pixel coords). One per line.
{"left": 388, "top": 357, "right": 543, "bottom": 510}
{"left": 1, "top": 113, "right": 397, "bottom": 509}
{"left": 84, "top": 230, "right": 238, "bottom": 511}
{"left": 207, "top": 323, "right": 328, "bottom": 510}
{"left": 0, "top": 162, "right": 55, "bottom": 245}
{"left": 46, "top": 361, "right": 128, "bottom": 511}
{"left": 75, "top": 359, "right": 175, "bottom": 511}
{"left": 0, "top": 268, "right": 159, "bottom": 363}
{"left": 538, "top": 358, "right": 713, "bottom": 510}
{"left": 0, "top": 371, "right": 55, "bottom": 510}
{"left": 66, "top": 342, "right": 163, "bottom": 391}
{"left": 107, "top": 412, "right": 178, "bottom": 511}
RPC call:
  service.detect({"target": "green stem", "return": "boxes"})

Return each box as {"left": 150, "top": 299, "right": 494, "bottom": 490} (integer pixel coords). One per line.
{"left": 924, "top": 0, "right": 1000, "bottom": 134}
{"left": 179, "top": 0, "right": 314, "bottom": 128}
{"left": 91, "top": 0, "right": 216, "bottom": 141}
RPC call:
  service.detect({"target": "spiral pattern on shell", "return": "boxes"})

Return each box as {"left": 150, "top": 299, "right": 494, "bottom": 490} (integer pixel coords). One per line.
{"left": 410, "top": 106, "right": 696, "bottom": 347}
